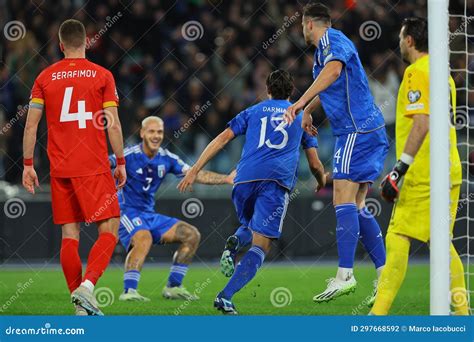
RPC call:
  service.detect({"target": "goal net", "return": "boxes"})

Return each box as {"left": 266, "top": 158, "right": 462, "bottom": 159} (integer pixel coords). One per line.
{"left": 449, "top": 0, "right": 473, "bottom": 314}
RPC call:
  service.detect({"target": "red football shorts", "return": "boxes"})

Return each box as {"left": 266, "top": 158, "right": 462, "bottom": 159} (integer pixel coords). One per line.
{"left": 51, "top": 172, "right": 120, "bottom": 225}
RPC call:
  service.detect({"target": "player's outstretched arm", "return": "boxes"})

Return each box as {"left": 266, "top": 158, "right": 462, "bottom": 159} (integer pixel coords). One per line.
{"left": 304, "top": 147, "right": 327, "bottom": 192}
{"left": 22, "top": 107, "right": 43, "bottom": 194}
{"left": 193, "top": 169, "right": 236, "bottom": 185}
{"left": 177, "top": 128, "right": 235, "bottom": 192}
{"left": 285, "top": 61, "right": 342, "bottom": 124}
{"left": 104, "top": 106, "right": 126, "bottom": 189}
{"left": 381, "top": 114, "right": 429, "bottom": 202}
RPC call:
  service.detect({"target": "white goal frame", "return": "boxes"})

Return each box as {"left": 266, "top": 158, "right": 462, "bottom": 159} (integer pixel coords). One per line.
{"left": 428, "top": 0, "right": 451, "bottom": 315}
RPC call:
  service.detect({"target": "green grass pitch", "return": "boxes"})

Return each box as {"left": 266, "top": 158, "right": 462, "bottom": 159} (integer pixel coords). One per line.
{"left": 0, "top": 264, "right": 431, "bottom": 315}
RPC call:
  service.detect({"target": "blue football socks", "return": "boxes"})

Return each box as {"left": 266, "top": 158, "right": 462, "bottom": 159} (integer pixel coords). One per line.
{"left": 335, "top": 203, "right": 360, "bottom": 268}
{"left": 233, "top": 226, "right": 252, "bottom": 250}
{"left": 167, "top": 263, "right": 188, "bottom": 287}
{"left": 219, "top": 245, "right": 266, "bottom": 300}
{"left": 358, "top": 207, "right": 386, "bottom": 269}
{"left": 124, "top": 270, "right": 140, "bottom": 292}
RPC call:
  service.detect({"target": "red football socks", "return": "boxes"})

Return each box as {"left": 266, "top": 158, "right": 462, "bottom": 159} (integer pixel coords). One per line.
{"left": 60, "top": 238, "right": 82, "bottom": 293}
{"left": 83, "top": 232, "right": 117, "bottom": 285}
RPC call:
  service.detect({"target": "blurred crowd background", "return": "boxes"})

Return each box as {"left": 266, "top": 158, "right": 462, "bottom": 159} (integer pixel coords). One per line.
{"left": 0, "top": 0, "right": 472, "bottom": 189}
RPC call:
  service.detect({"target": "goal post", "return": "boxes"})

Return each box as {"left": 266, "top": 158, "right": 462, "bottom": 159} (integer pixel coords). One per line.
{"left": 428, "top": 0, "right": 451, "bottom": 315}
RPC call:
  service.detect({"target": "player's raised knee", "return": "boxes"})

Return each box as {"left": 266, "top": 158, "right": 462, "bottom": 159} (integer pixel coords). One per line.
{"left": 187, "top": 224, "right": 201, "bottom": 244}
{"left": 176, "top": 222, "right": 201, "bottom": 245}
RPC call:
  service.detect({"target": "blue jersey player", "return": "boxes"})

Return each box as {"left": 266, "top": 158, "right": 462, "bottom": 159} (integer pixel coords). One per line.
{"left": 179, "top": 70, "right": 326, "bottom": 314}
{"left": 285, "top": 3, "right": 388, "bottom": 305}
{"left": 110, "top": 116, "right": 234, "bottom": 302}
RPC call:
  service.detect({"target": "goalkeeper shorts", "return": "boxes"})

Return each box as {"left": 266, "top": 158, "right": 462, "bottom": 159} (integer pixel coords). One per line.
{"left": 388, "top": 184, "right": 460, "bottom": 243}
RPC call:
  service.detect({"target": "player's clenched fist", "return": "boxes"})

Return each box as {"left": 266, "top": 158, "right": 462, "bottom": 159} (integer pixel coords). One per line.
{"left": 316, "top": 172, "right": 329, "bottom": 193}
{"left": 380, "top": 159, "right": 410, "bottom": 202}
{"left": 22, "top": 166, "right": 39, "bottom": 194}
{"left": 114, "top": 164, "right": 127, "bottom": 189}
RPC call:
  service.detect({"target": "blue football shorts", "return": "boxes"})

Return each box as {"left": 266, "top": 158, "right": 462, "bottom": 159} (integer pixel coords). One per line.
{"left": 118, "top": 207, "right": 179, "bottom": 251}
{"left": 332, "top": 128, "right": 389, "bottom": 183}
{"left": 232, "top": 180, "right": 290, "bottom": 239}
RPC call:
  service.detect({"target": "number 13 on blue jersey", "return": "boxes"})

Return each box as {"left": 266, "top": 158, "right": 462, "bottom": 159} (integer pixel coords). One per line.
{"left": 258, "top": 116, "right": 288, "bottom": 150}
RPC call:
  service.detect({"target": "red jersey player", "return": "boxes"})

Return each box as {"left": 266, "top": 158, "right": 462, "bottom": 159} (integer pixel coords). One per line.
{"left": 22, "top": 19, "right": 126, "bottom": 316}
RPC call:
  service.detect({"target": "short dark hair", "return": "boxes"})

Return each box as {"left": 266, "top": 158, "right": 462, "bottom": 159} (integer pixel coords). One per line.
{"left": 59, "top": 19, "right": 86, "bottom": 48}
{"left": 302, "top": 2, "right": 331, "bottom": 24}
{"left": 402, "top": 17, "right": 428, "bottom": 52}
{"left": 266, "top": 69, "right": 294, "bottom": 100}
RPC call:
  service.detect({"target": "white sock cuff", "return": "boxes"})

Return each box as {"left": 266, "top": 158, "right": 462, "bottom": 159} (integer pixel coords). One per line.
{"left": 81, "top": 279, "right": 95, "bottom": 292}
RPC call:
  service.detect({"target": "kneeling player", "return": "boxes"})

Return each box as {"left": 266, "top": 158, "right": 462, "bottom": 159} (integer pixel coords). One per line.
{"left": 179, "top": 70, "right": 326, "bottom": 314}
{"left": 109, "top": 116, "right": 234, "bottom": 301}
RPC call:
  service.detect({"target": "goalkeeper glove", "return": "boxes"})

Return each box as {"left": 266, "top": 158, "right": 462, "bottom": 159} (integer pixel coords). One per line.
{"left": 380, "top": 154, "right": 412, "bottom": 203}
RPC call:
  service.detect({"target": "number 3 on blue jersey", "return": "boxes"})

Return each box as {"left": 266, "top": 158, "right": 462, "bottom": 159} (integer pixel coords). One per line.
{"left": 143, "top": 177, "right": 152, "bottom": 191}
{"left": 258, "top": 116, "right": 288, "bottom": 150}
